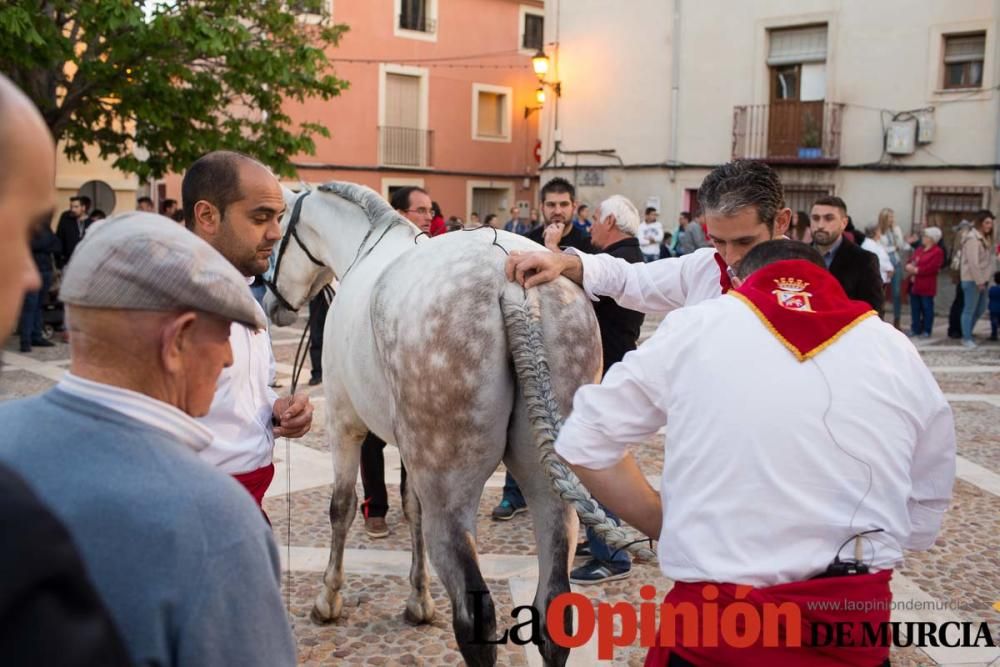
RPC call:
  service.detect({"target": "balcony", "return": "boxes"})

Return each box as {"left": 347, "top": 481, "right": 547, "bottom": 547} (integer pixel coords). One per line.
{"left": 732, "top": 102, "right": 844, "bottom": 165}
{"left": 378, "top": 126, "right": 433, "bottom": 168}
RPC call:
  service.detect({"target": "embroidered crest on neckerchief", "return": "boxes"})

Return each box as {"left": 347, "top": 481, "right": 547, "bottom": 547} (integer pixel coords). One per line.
{"left": 771, "top": 277, "right": 814, "bottom": 312}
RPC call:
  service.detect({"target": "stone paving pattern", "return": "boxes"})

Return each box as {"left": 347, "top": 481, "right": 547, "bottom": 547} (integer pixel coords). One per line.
{"left": 3, "top": 308, "right": 998, "bottom": 666}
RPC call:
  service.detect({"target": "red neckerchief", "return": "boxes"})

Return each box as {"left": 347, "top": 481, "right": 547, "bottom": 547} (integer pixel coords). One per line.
{"left": 714, "top": 252, "right": 733, "bottom": 294}
{"left": 730, "top": 259, "right": 875, "bottom": 362}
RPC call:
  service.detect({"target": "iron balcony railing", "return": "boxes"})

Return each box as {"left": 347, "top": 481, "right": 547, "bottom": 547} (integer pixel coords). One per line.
{"left": 378, "top": 126, "right": 433, "bottom": 168}
{"left": 732, "top": 102, "right": 844, "bottom": 164}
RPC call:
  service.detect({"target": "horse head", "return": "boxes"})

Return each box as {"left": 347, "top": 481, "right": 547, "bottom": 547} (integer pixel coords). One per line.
{"left": 263, "top": 181, "right": 410, "bottom": 326}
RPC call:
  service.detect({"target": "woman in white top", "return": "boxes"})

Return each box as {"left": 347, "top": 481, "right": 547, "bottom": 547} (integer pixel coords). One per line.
{"left": 878, "top": 208, "right": 908, "bottom": 328}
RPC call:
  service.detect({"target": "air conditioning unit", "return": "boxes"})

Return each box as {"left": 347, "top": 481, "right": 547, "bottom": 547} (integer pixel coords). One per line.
{"left": 886, "top": 119, "right": 916, "bottom": 155}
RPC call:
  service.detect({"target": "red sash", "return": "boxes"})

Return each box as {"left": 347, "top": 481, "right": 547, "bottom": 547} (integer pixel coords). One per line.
{"left": 645, "top": 570, "right": 893, "bottom": 666}
{"left": 731, "top": 259, "right": 875, "bottom": 361}
{"left": 713, "top": 253, "right": 733, "bottom": 294}
{"left": 232, "top": 463, "right": 275, "bottom": 520}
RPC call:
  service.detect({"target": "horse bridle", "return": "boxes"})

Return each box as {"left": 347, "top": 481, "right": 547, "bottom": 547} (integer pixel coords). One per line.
{"left": 265, "top": 190, "right": 324, "bottom": 312}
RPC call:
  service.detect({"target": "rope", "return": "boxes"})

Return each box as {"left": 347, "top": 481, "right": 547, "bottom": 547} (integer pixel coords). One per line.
{"left": 500, "top": 294, "right": 657, "bottom": 562}
{"left": 281, "top": 285, "right": 335, "bottom": 612}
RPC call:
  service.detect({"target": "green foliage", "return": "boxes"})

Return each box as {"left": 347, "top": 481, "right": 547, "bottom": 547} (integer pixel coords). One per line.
{"left": 0, "top": 0, "right": 348, "bottom": 179}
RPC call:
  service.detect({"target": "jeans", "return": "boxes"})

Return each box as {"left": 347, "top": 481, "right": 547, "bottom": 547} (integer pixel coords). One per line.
{"left": 889, "top": 256, "right": 903, "bottom": 322}
{"left": 909, "top": 294, "right": 935, "bottom": 336}
{"left": 990, "top": 312, "right": 999, "bottom": 339}
{"left": 501, "top": 471, "right": 526, "bottom": 508}
{"left": 585, "top": 502, "right": 631, "bottom": 566}
{"left": 960, "top": 281, "right": 988, "bottom": 341}
{"left": 18, "top": 271, "right": 51, "bottom": 346}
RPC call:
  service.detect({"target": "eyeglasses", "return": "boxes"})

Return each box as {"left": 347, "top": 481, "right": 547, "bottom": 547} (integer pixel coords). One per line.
{"left": 405, "top": 208, "right": 433, "bottom": 217}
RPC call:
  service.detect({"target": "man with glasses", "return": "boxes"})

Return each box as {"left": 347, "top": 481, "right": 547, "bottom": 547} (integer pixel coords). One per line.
{"left": 390, "top": 186, "right": 434, "bottom": 235}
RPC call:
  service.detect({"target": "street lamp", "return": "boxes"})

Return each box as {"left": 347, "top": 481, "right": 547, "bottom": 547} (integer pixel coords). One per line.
{"left": 530, "top": 49, "right": 561, "bottom": 98}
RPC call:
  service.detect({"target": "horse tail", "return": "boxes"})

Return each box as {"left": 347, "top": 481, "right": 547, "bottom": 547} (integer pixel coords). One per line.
{"left": 499, "top": 284, "right": 657, "bottom": 562}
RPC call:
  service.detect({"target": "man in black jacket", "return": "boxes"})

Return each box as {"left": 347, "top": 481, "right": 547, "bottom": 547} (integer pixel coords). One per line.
{"left": 17, "top": 223, "right": 60, "bottom": 351}
{"left": 568, "top": 194, "right": 646, "bottom": 584}
{"left": 54, "top": 195, "right": 91, "bottom": 268}
{"left": 810, "top": 196, "right": 884, "bottom": 312}
{"left": 527, "top": 177, "right": 594, "bottom": 253}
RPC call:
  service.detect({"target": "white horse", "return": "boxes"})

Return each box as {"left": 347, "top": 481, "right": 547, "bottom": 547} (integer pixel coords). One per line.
{"left": 265, "top": 182, "right": 610, "bottom": 665}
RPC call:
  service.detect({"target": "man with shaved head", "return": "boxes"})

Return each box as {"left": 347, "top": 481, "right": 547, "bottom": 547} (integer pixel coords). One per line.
{"left": 0, "top": 212, "right": 297, "bottom": 666}
{"left": 183, "top": 151, "right": 314, "bottom": 510}
{"left": 0, "top": 74, "right": 130, "bottom": 665}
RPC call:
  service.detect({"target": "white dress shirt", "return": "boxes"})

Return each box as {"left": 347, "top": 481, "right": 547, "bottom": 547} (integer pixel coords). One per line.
{"left": 555, "top": 295, "right": 956, "bottom": 587}
{"left": 197, "top": 299, "right": 279, "bottom": 474}
{"left": 861, "top": 237, "right": 895, "bottom": 284}
{"left": 58, "top": 373, "right": 213, "bottom": 452}
{"left": 568, "top": 246, "right": 726, "bottom": 315}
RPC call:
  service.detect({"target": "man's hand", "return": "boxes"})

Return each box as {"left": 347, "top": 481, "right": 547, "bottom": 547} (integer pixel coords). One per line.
{"left": 543, "top": 222, "right": 564, "bottom": 252}
{"left": 505, "top": 250, "right": 584, "bottom": 288}
{"left": 272, "top": 393, "right": 314, "bottom": 438}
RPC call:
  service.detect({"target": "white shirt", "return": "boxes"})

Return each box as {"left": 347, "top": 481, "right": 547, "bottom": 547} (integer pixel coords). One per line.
{"left": 861, "top": 237, "right": 894, "bottom": 284}
{"left": 58, "top": 373, "right": 213, "bottom": 452}
{"left": 569, "top": 246, "right": 726, "bottom": 314}
{"left": 555, "top": 295, "right": 956, "bottom": 587}
{"left": 197, "top": 299, "right": 279, "bottom": 474}
{"left": 637, "top": 221, "right": 665, "bottom": 256}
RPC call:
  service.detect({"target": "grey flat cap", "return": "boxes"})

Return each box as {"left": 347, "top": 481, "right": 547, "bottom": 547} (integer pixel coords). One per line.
{"left": 61, "top": 212, "right": 265, "bottom": 329}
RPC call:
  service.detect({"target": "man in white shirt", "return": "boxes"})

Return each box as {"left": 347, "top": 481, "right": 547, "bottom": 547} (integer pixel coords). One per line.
{"left": 506, "top": 159, "right": 793, "bottom": 314}
{"left": 183, "top": 151, "right": 314, "bottom": 510}
{"left": 556, "top": 239, "right": 955, "bottom": 666}
{"left": 637, "top": 207, "right": 665, "bottom": 262}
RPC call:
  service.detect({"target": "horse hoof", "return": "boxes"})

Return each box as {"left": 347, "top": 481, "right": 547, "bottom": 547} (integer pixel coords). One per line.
{"left": 403, "top": 599, "right": 436, "bottom": 625}
{"left": 311, "top": 593, "right": 343, "bottom": 625}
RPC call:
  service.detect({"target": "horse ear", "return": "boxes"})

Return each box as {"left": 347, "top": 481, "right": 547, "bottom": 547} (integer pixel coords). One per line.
{"left": 299, "top": 181, "right": 312, "bottom": 192}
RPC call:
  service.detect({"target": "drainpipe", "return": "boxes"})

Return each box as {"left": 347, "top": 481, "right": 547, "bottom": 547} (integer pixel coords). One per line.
{"left": 668, "top": 0, "right": 681, "bottom": 183}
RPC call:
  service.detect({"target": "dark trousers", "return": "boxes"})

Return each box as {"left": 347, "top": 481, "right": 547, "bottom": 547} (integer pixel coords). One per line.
{"left": 18, "top": 271, "right": 51, "bottom": 345}
{"left": 359, "top": 432, "right": 407, "bottom": 518}
{"left": 947, "top": 283, "right": 964, "bottom": 338}
{"left": 990, "top": 312, "right": 999, "bottom": 339}
{"left": 308, "top": 295, "right": 329, "bottom": 381}
{"left": 909, "top": 294, "right": 935, "bottom": 336}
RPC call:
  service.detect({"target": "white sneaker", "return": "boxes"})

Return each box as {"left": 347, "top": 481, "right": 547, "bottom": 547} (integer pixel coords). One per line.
{"left": 961, "top": 339, "right": 978, "bottom": 349}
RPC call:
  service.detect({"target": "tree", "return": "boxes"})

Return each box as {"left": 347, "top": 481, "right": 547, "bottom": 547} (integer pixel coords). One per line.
{"left": 0, "top": 0, "right": 348, "bottom": 179}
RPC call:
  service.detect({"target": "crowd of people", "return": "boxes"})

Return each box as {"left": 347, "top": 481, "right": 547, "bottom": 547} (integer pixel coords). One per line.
{"left": 0, "top": 67, "right": 990, "bottom": 666}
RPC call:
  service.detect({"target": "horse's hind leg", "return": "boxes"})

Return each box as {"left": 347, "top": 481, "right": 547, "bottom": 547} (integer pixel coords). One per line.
{"left": 504, "top": 401, "right": 577, "bottom": 667}
{"left": 401, "top": 468, "right": 435, "bottom": 624}
{"left": 311, "top": 389, "right": 368, "bottom": 624}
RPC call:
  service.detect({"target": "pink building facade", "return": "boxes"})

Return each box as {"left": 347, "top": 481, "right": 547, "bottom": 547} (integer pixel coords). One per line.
{"left": 285, "top": 0, "right": 546, "bottom": 223}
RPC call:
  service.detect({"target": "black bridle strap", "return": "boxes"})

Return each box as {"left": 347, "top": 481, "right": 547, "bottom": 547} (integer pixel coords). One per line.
{"left": 266, "top": 190, "right": 321, "bottom": 311}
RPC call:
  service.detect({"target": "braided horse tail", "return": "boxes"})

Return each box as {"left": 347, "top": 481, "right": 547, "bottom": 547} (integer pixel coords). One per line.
{"left": 500, "top": 286, "right": 657, "bottom": 562}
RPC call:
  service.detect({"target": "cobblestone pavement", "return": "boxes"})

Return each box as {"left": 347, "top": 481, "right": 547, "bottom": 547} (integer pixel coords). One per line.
{"left": 3, "top": 309, "right": 998, "bottom": 666}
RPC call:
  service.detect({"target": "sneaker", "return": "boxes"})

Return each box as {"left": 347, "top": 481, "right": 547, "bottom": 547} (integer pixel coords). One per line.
{"left": 30, "top": 338, "right": 55, "bottom": 348}
{"left": 570, "top": 559, "right": 631, "bottom": 585}
{"left": 364, "top": 516, "right": 389, "bottom": 538}
{"left": 490, "top": 499, "right": 527, "bottom": 521}
{"left": 308, "top": 376, "right": 322, "bottom": 386}
{"left": 962, "top": 339, "right": 978, "bottom": 349}
{"left": 574, "top": 542, "right": 591, "bottom": 558}
{"left": 919, "top": 333, "right": 931, "bottom": 338}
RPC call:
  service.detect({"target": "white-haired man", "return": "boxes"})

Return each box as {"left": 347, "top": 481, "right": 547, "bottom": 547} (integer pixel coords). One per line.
{"left": 569, "top": 194, "right": 647, "bottom": 584}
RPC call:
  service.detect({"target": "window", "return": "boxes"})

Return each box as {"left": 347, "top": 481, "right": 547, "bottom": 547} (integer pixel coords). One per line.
{"left": 379, "top": 65, "right": 431, "bottom": 166}
{"left": 400, "top": 0, "right": 426, "bottom": 31}
{"left": 519, "top": 6, "right": 544, "bottom": 55}
{"left": 288, "top": 0, "right": 331, "bottom": 24}
{"left": 472, "top": 84, "right": 512, "bottom": 142}
{"left": 523, "top": 13, "right": 543, "bottom": 50}
{"left": 943, "top": 32, "right": 985, "bottom": 89}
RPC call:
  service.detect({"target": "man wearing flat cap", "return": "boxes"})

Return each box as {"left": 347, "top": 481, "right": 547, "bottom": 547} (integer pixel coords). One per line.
{"left": 0, "top": 214, "right": 296, "bottom": 667}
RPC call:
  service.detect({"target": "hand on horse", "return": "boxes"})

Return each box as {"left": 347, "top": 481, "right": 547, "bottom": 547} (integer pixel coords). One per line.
{"left": 272, "top": 393, "right": 314, "bottom": 439}
{"left": 505, "top": 250, "right": 584, "bottom": 289}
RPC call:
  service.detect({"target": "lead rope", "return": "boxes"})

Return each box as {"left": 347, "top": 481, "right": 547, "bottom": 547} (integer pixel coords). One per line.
{"left": 282, "top": 285, "right": 335, "bottom": 612}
